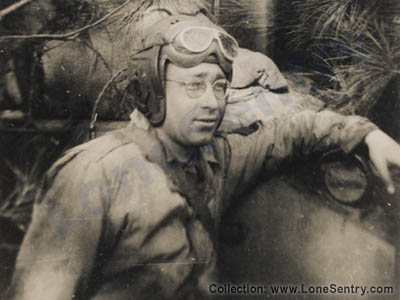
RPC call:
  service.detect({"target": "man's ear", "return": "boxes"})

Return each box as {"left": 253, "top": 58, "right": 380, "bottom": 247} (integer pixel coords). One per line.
{"left": 231, "top": 48, "right": 288, "bottom": 91}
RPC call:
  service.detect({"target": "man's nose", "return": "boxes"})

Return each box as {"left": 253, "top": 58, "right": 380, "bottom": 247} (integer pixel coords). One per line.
{"left": 201, "top": 84, "right": 219, "bottom": 110}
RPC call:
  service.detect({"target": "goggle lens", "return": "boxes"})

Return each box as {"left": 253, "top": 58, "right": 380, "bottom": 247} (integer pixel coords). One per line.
{"left": 218, "top": 32, "right": 239, "bottom": 59}
{"left": 181, "top": 27, "right": 214, "bottom": 53}
{"left": 178, "top": 27, "right": 239, "bottom": 60}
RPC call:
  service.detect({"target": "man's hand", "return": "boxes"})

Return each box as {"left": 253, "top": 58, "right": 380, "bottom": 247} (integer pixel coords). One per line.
{"left": 365, "top": 129, "right": 400, "bottom": 194}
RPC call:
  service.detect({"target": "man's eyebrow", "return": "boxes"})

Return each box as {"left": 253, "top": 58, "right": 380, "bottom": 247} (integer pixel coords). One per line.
{"left": 192, "top": 72, "right": 208, "bottom": 78}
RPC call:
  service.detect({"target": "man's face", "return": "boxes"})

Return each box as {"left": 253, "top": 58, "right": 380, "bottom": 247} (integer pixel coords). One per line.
{"left": 160, "top": 62, "right": 227, "bottom": 147}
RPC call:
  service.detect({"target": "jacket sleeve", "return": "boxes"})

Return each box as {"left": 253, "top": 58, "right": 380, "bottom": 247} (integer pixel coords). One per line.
{"left": 223, "top": 109, "right": 378, "bottom": 203}
{"left": 6, "top": 150, "right": 109, "bottom": 300}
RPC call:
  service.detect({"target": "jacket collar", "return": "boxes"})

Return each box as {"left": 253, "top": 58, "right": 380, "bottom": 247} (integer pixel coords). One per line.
{"left": 158, "top": 133, "right": 220, "bottom": 170}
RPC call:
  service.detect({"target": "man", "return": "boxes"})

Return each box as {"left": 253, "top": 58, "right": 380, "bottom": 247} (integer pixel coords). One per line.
{"left": 5, "top": 13, "right": 400, "bottom": 300}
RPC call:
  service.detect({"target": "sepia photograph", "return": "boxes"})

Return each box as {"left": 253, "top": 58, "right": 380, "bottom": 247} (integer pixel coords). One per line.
{"left": 0, "top": 0, "right": 399, "bottom": 299}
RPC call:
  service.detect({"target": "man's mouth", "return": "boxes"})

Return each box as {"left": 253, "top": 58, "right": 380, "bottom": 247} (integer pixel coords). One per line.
{"left": 195, "top": 116, "right": 219, "bottom": 123}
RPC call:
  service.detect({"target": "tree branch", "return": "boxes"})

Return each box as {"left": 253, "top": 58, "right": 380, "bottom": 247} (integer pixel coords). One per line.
{"left": 0, "top": 0, "right": 131, "bottom": 40}
{"left": 0, "top": 0, "right": 35, "bottom": 22}
{"left": 77, "top": 38, "right": 113, "bottom": 74}
{"left": 90, "top": 68, "right": 126, "bottom": 139}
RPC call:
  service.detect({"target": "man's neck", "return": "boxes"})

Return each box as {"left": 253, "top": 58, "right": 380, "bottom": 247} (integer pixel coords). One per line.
{"left": 154, "top": 128, "right": 193, "bottom": 163}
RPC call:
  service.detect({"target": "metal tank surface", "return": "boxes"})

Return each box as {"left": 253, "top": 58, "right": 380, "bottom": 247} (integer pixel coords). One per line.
{"left": 217, "top": 86, "right": 397, "bottom": 300}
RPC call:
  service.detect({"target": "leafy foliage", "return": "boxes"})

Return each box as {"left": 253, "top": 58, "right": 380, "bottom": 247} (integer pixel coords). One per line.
{"left": 275, "top": 0, "right": 400, "bottom": 116}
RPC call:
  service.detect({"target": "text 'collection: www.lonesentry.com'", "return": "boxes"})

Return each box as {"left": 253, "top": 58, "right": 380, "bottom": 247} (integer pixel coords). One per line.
{"left": 209, "top": 283, "right": 395, "bottom": 297}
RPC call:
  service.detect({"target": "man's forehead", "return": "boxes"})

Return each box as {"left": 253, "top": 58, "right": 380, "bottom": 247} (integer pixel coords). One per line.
{"left": 167, "top": 63, "right": 225, "bottom": 79}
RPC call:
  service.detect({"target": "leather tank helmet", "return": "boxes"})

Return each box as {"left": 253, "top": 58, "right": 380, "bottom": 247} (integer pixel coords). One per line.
{"left": 127, "top": 14, "right": 239, "bottom": 126}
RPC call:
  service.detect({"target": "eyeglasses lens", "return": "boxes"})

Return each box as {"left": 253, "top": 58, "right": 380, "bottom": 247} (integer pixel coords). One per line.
{"left": 185, "top": 79, "right": 228, "bottom": 100}
{"left": 212, "top": 79, "right": 228, "bottom": 99}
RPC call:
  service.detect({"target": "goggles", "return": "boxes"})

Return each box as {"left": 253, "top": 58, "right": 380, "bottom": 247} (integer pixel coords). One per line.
{"left": 172, "top": 26, "right": 239, "bottom": 61}
{"left": 136, "top": 15, "right": 239, "bottom": 77}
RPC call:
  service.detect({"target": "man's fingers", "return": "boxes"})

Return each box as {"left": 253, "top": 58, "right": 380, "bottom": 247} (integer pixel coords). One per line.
{"left": 387, "top": 183, "right": 395, "bottom": 194}
{"left": 388, "top": 146, "right": 400, "bottom": 166}
{"left": 370, "top": 152, "right": 395, "bottom": 194}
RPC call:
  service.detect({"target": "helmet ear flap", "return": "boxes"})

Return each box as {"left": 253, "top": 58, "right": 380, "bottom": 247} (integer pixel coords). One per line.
{"left": 127, "top": 45, "right": 166, "bottom": 126}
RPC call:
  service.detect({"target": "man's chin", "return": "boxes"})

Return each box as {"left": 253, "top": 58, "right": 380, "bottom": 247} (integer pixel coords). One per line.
{"left": 184, "top": 133, "right": 214, "bottom": 147}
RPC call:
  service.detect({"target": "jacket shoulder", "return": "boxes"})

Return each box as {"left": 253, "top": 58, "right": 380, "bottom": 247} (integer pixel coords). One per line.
{"left": 47, "top": 127, "right": 145, "bottom": 177}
